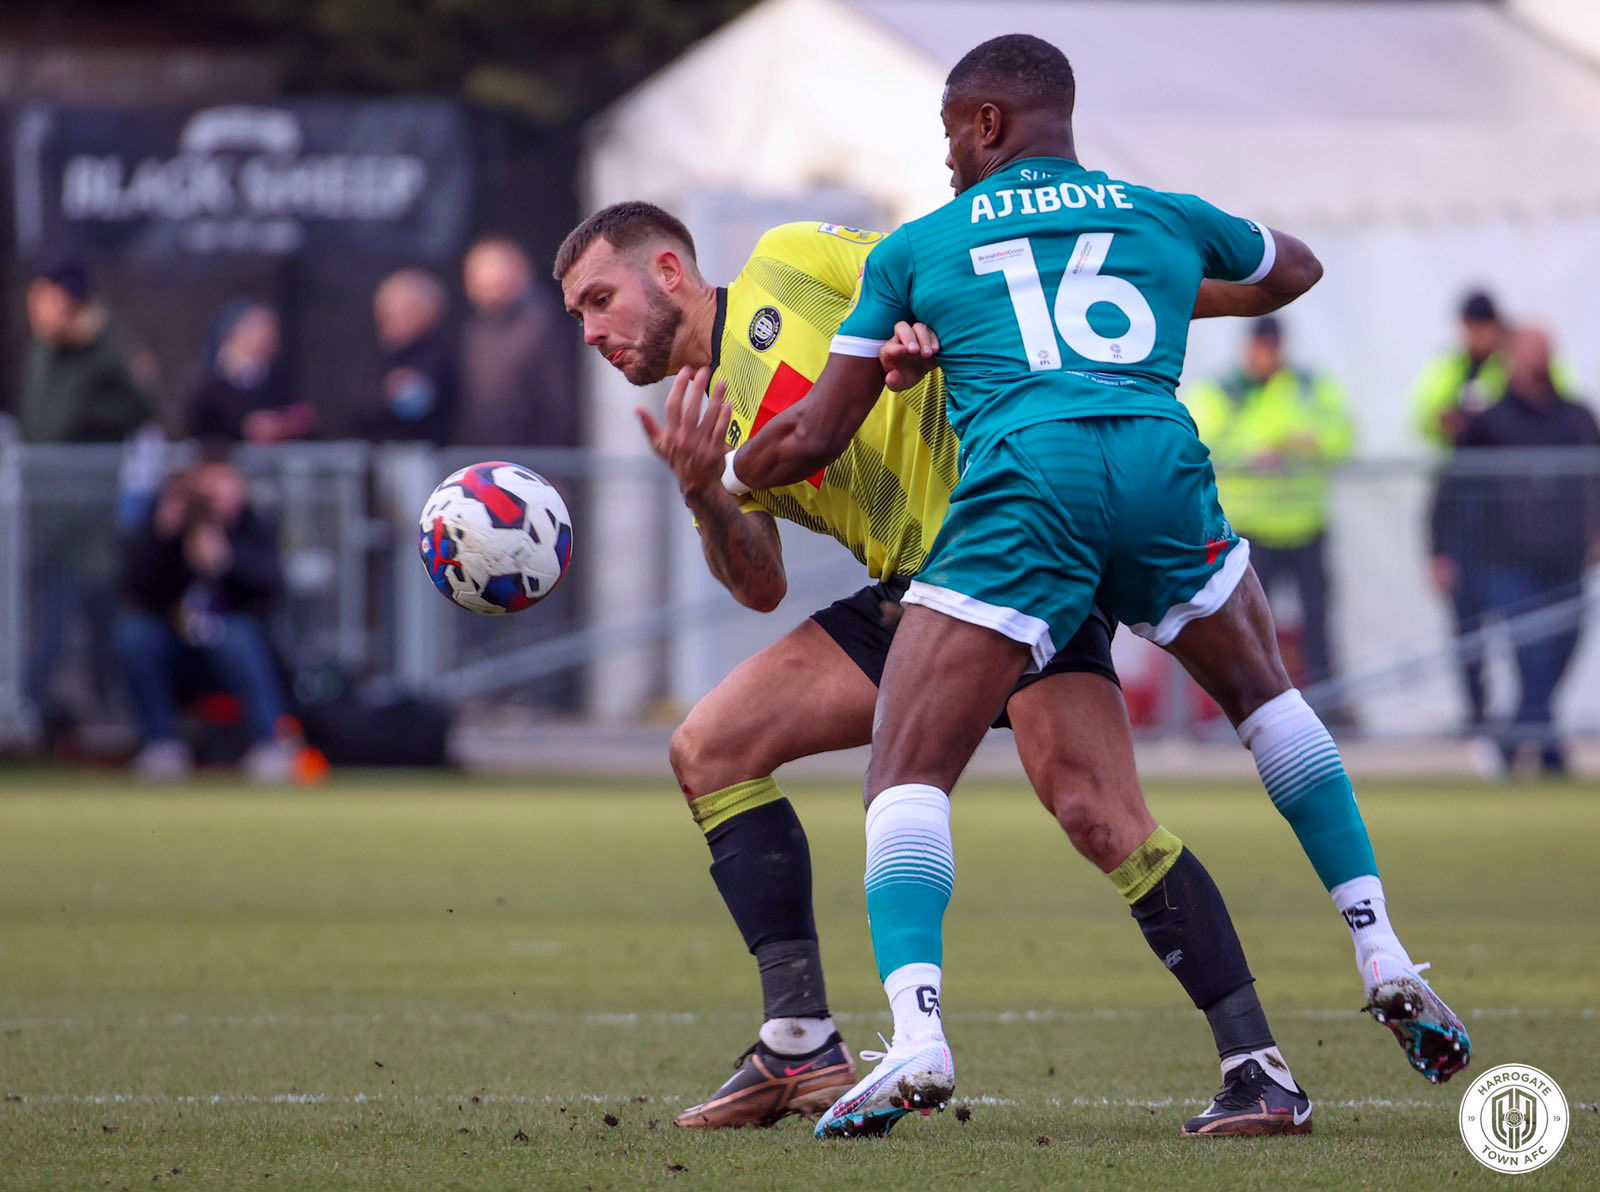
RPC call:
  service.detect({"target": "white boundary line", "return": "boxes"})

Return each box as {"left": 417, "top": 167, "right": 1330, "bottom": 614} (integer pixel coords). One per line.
{"left": 1, "top": 1007, "right": 1588, "bottom": 1031}
{"left": 20, "top": 1092, "right": 1594, "bottom": 1112}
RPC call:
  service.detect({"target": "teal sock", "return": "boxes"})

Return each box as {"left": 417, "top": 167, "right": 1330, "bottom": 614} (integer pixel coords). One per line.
{"left": 863, "top": 784, "right": 953, "bottom": 980}
{"left": 1238, "top": 689, "right": 1378, "bottom": 890}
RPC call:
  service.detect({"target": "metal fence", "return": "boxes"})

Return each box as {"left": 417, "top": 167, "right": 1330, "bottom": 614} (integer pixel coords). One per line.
{"left": 0, "top": 438, "right": 630, "bottom": 749}
{"left": 1180, "top": 449, "right": 1600, "bottom": 744}
{"left": 3, "top": 439, "right": 1600, "bottom": 753}
{"left": 1, "top": 439, "right": 373, "bottom": 746}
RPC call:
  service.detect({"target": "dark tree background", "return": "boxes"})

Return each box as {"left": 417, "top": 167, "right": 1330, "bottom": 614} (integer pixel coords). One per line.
{"left": 248, "top": 0, "right": 756, "bottom": 123}
{"left": 4, "top": 0, "right": 756, "bottom": 123}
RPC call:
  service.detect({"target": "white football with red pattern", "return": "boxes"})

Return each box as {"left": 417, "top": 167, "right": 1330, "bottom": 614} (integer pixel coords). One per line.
{"left": 418, "top": 461, "right": 573, "bottom": 615}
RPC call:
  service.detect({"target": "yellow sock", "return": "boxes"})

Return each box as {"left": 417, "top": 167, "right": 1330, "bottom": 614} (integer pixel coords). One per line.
{"left": 688, "top": 776, "right": 784, "bottom": 834}
{"left": 1109, "top": 826, "right": 1184, "bottom": 904}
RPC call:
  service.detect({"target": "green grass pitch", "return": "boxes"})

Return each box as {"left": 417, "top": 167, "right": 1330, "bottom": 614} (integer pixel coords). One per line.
{"left": 2, "top": 770, "right": 1597, "bottom": 1189}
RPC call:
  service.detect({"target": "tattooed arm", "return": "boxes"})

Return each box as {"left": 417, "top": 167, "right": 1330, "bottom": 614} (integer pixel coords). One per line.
{"left": 686, "top": 491, "right": 786, "bottom": 612}
{"left": 637, "top": 366, "right": 787, "bottom": 612}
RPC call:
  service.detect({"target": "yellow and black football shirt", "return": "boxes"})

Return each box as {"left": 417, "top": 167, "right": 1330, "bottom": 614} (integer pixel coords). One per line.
{"left": 712, "top": 221, "right": 959, "bottom": 581}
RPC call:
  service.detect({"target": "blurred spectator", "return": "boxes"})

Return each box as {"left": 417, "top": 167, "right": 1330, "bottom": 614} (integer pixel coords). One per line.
{"left": 1416, "top": 290, "right": 1506, "bottom": 728}
{"left": 1430, "top": 326, "right": 1600, "bottom": 776}
{"left": 186, "top": 301, "right": 317, "bottom": 444}
{"left": 19, "top": 258, "right": 152, "bottom": 443}
{"left": 1187, "top": 317, "right": 1354, "bottom": 693}
{"left": 113, "top": 452, "right": 294, "bottom": 783}
{"left": 1412, "top": 290, "right": 1509, "bottom": 449}
{"left": 1413, "top": 291, "right": 1579, "bottom": 730}
{"left": 362, "top": 268, "right": 458, "bottom": 444}
{"left": 19, "top": 258, "right": 154, "bottom": 747}
{"left": 459, "top": 236, "right": 576, "bottom": 447}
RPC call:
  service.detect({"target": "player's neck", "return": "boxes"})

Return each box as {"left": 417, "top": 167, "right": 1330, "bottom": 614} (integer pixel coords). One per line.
{"left": 987, "top": 136, "right": 1076, "bottom": 178}
{"left": 673, "top": 281, "right": 720, "bottom": 372}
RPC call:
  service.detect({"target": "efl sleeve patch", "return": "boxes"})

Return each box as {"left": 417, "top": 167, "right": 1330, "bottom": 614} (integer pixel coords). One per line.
{"left": 836, "top": 228, "right": 913, "bottom": 343}
{"left": 817, "top": 222, "right": 884, "bottom": 244}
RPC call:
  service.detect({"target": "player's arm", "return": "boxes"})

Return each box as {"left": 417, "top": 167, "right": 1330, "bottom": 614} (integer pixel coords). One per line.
{"left": 1192, "top": 226, "right": 1322, "bottom": 318}
{"left": 1177, "top": 195, "right": 1322, "bottom": 319}
{"left": 693, "top": 491, "right": 787, "bottom": 613}
{"left": 727, "top": 354, "right": 885, "bottom": 491}
{"left": 637, "top": 367, "right": 787, "bottom": 612}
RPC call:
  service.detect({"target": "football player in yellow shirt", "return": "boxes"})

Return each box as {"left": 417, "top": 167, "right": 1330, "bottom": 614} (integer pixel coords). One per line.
{"left": 556, "top": 203, "right": 1307, "bottom": 1137}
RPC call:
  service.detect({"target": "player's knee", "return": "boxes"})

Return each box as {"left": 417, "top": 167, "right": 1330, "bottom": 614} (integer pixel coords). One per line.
{"left": 1045, "top": 771, "right": 1124, "bottom": 870}
{"left": 1059, "top": 804, "right": 1125, "bottom": 871}
{"left": 668, "top": 721, "right": 711, "bottom": 799}
{"left": 669, "top": 716, "right": 769, "bottom": 800}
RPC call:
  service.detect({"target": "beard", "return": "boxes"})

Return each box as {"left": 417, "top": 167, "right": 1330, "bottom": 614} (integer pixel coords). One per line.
{"left": 620, "top": 280, "right": 683, "bottom": 386}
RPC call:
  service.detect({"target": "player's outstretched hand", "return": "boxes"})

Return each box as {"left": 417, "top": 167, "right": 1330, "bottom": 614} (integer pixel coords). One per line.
{"left": 880, "top": 321, "right": 940, "bottom": 392}
{"left": 636, "top": 366, "right": 734, "bottom": 502}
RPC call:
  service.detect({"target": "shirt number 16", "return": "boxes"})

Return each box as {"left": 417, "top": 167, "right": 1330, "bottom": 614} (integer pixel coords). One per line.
{"left": 970, "top": 232, "right": 1156, "bottom": 370}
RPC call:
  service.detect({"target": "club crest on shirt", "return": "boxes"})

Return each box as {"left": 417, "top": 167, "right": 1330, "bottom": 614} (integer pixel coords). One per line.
{"left": 748, "top": 306, "right": 781, "bottom": 352}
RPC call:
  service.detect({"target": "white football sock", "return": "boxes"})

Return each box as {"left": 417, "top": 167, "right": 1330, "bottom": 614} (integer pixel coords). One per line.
{"left": 1222, "top": 1045, "right": 1299, "bottom": 1093}
{"left": 1330, "top": 874, "right": 1412, "bottom": 977}
{"left": 884, "top": 962, "right": 944, "bottom": 1045}
{"left": 759, "top": 1015, "right": 837, "bottom": 1056}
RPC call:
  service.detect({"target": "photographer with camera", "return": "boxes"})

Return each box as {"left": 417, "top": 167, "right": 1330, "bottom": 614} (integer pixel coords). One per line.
{"left": 113, "top": 450, "right": 295, "bottom": 782}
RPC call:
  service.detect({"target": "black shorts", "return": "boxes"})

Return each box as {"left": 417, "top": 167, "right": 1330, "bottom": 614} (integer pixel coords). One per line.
{"left": 810, "top": 577, "right": 1119, "bottom": 730}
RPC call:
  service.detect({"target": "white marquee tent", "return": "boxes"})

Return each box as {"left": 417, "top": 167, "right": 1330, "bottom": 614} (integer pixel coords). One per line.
{"left": 580, "top": 0, "right": 1600, "bottom": 730}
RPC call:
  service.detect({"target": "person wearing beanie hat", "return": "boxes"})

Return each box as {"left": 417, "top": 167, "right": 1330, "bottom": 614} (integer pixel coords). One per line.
{"left": 17, "top": 256, "right": 155, "bottom": 750}
{"left": 1411, "top": 289, "right": 1506, "bottom": 450}
{"left": 1414, "top": 289, "right": 1513, "bottom": 739}
{"left": 19, "top": 256, "right": 151, "bottom": 443}
{"left": 1457, "top": 289, "right": 1497, "bottom": 326}
{"left": 185, "top": 300, "right": 317, "bottom": 444}
{"left": 1411, "top": 288, "right": 1574, "bottom": 451}
{"left": 40, "top": 257, "right": 91, "bottom": 303}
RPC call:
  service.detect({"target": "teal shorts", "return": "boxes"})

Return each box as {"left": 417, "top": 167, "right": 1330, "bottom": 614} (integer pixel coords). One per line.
{"left": 903, "top": 416, "right": 1249, "bottom": 667}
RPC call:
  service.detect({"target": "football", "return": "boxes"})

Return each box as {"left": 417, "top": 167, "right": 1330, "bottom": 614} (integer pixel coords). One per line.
{"left": 418, "top": 461, "right": 573, "bottom": 614}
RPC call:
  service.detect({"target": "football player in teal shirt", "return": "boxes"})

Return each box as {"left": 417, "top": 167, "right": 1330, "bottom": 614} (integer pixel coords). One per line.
{"left": 724, "top": 34, "right": 1470, "bottom": 1138}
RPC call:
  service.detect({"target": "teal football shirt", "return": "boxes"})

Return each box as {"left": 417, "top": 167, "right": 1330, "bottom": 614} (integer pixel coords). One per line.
{"left": 834, "top": 156, "right": 1273, "bottom": 462}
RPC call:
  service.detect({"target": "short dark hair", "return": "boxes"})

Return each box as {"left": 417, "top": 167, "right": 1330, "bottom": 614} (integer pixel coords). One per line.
{"left": 1459, "top": 289, "right": 1500, "bottom": 324}
{"left": 553, "top": 201, "right": 697, "bottom": 282}
{"left": 36, "top": 256, "right": 91, "bottom": 302}
{"left": 1250, "top": 315, "right": 1283, "bottom": 344}
{"left": 945, "top": 34, "right": 1075, "bottom": 114}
